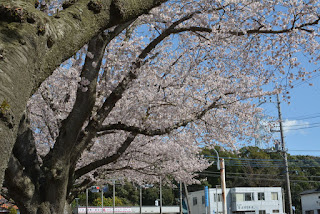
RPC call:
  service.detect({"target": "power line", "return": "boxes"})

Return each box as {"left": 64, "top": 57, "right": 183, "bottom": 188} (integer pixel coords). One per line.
{"left": 206, "top": 155, "right": 320, "bottom": 163}
{"left": 202, "top": 171, "right": 320, "bottom": 179}
{"left": 284, "top": 124, "right": 320, "bottom": 131}
{"left": 285, "top": 113, "right": 320, "bottom": 121}
{"left": 205, "top": 156, "right": 320, "bottom": 168}
{"left": 280, "top": 121, "right": 320, "bottom": 128}
{"left": 288, "top": 150, "right": 320, "bottom": 152}
{"left": 199, "top": 173, "right": 320, "bottom": 183}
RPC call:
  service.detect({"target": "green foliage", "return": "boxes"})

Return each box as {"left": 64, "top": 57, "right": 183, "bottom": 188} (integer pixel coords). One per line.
{"left": 71, "top": 191, "right": 99, "bottom": 207}
{"left": 101, "top": 182, "right": 177, "bottom": 206}
{"left": 0, "top": 100, "right": 10, "bottom": 114}
{"left": 8, "top": 207, "right": 17, "bottom": 214}
{"left": 115, "top": 182, "right": 140, "bottom": 205}
{"left": 102, "top": 182, "right": 139, "bottom": 206}
{"left": 200, "top": 146, "right": 320, "bottom": 214}
{"left": 142, "top": 187, "right": 159, "bottom": 205}
{"left": 162, "top": 188, "right": 175, "bottom": 205}
{"left": 93, "top": 196, "right": 126, "bottom": 206}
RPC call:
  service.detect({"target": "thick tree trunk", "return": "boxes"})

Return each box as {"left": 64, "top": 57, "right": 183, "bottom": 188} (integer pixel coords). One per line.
{"left": 5, "top": 152, "right": 73, "bottom": 214}
{"left": 0, "top": 0, "right": 166, "bottom": 188}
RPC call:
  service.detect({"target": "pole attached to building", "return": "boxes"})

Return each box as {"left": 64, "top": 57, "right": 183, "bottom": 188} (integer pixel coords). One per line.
{"left": 220, "top": 158, "right": 227, "bottom": 214}
{"left": 277, "top": 94, "right": 293, "bottom": 214}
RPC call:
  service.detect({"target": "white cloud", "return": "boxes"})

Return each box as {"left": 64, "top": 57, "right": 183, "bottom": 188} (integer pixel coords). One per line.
{"left": 282, "top": 119, "right": 309, "bottom": 135}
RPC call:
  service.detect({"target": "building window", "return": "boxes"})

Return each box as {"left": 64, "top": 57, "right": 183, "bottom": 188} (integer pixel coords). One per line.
{"left": 271, "top": 192, "right": 278, "bottom": 200}
{"left": 258, "top": 192, "right": 265, "bottom": 200}
{"left": 193, "top": 197, "right": 198, "bottom": 206}
{"left": 273, "top": 210, "right": 280, "bottom": 213}
{"left": 202, "top": 196, "right": 205, "bottom": 204}
{"left": 306, "top": 211, "right": 314, "bottom": 214}
{"left": 233, "top": 193, "right": 244, "bottom": 202}
{"left": 245, "top": 193, "right": 254, "bottom": 201}
{"left": 259, "top": 210, "right": 266, "bottom": 214}
{"left": 214, "top": 194, "right": 222, "bottom": 202}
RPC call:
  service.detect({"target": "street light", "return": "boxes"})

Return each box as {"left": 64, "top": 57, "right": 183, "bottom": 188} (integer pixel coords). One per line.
{"left": 210, "top": 148, "right": 226, "bottom": 214}
{"left": 211, "top": 148, "right": 220, "bottom": 170}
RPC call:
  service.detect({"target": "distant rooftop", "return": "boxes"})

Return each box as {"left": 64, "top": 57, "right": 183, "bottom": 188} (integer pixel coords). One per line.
{"left": 300, "top": 187, "right": 320, "bottom": 196}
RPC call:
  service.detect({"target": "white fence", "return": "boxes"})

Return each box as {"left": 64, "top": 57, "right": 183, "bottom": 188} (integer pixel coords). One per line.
{"left": 75, "top": 206, "right": 180, "bottom": 214}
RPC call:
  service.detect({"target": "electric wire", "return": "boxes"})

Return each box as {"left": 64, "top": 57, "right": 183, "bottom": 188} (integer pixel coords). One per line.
{"left": 285, "top": 113, "right": 320, "bottom": 121}
{"left": 199, "top": 173, "right": 320, "bottom": 183}
{"left": 202, "top": 171, "right": 320, "bottom": 178}
{"left": 205, "top": 156, "right": 320, "bottom": 168}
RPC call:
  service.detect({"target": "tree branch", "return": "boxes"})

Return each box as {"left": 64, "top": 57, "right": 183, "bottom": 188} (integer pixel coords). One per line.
{"left": 43, "top": 33, "right": 108, "bottom": 168}
{"left": 228, "top": 16, "right": 320, "bottom": 36}
{"left": 97, "top": 95, "right": 225, "bottom": 136}
{"left": 70, "top": 13, "right": 204, "bottom": 165}
{"left": 74, "top": 132, "right": 137, "bottom": 179}
{"left": 43, "top": 21, "right": 134, "bottom": 181}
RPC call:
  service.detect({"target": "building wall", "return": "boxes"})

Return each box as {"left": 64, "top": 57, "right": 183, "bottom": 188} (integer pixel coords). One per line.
{"left": 301, "top": 193, "right": 320, "bottom": 214}
{"left": 188, "top": 187, "right": 284, "bottom": 214}
{"left": 230, "top": 187, "right": 284, "bottom": 214}
{"left": 188, "top": 190, "right": 207, "bottom": 214}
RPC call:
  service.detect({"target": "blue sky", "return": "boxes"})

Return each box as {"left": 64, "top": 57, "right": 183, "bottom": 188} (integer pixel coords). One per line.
{"left": 260, "top": 76, "right": 320, "bottom": 157}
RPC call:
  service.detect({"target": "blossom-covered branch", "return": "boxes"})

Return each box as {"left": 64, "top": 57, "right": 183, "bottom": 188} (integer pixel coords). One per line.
{"left": 74, "top": 132, "right": 137, "bottom": 179}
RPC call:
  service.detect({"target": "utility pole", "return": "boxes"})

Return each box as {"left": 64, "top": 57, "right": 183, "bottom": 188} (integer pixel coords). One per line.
{"left": 220, "top": 158, "right": 227, "bottom": 214}
{"left": 277, "top": 94, "right": 293, "bottom": 214}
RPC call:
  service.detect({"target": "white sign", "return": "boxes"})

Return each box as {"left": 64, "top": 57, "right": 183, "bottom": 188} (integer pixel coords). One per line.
{"left": 78, "top": 207, "right": 133, "bottom": 213}
{"left": 236, "top": 205, "right": 255, "bottom": 211}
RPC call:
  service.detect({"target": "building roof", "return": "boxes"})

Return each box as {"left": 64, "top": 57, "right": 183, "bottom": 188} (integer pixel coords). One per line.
{"left": 300, "top": 187, "right": 320, "bottom": 196}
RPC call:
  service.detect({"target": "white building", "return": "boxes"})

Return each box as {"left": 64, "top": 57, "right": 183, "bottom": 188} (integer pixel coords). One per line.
{"left": 300, "top": 188, "right": 320, "bottom": 214}
{"left": 188, "top": 187, "right": 285, "bottom": 214}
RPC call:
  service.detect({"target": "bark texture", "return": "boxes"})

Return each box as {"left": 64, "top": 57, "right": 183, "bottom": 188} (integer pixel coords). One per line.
{"left": 0, "top": 0, "right": 165, "bottom": 189}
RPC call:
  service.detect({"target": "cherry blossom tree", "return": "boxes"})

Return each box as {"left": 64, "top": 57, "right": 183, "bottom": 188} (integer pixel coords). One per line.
{"left": 2, "top": 0, "right": 320, "bottom": 214}
{"left": 0, "top": 0, "right": 165, "bottom": 190}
